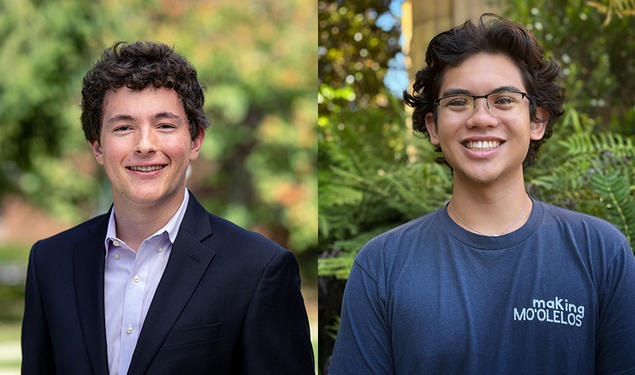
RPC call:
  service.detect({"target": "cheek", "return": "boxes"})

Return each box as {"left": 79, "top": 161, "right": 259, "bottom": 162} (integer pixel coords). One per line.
{"left": 164, "top": 140, "right": 193, "bottom": 161}
{"left": 101, "top": 143, "right": 130, "bottom": 165}
{"left": 435, "top": 123, "right": 454, "bottom": 146}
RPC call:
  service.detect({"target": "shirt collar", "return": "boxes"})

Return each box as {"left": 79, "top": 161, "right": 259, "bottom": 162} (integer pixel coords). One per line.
{"left": 104, "top": 189, "right": 190, "bottom": 254}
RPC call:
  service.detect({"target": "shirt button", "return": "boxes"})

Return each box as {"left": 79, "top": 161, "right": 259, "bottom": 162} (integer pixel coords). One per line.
{"left": 127, "top": 326, "right": 134, "bottom": 334}
{"left": 133, "top": 275, "right": 140, "bottom": 283}
{"left": 158, "top": 247, "right": 163, "bottom": 253}
{"left": 113, "top": 254, "right": 120, "bottom": 260}
{"left": 113, "top": 240, "right": 120, "bottom": 247}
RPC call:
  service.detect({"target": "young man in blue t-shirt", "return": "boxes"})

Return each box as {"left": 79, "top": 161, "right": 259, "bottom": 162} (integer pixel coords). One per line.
{"left": 329, "top": 14, "right": 635, "bottom": 374}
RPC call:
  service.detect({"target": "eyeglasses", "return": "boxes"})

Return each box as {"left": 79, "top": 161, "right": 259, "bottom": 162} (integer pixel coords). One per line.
{"left": 434, "top": 90, "right": 529, "bottom": 118}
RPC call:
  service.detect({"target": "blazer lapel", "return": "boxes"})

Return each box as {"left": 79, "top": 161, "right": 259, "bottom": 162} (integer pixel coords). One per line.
{"left": 73, "top": 213, "right": 109, "bottom": 375}
{"left": 127, "top": 195, "right": 216, "bottom": 375}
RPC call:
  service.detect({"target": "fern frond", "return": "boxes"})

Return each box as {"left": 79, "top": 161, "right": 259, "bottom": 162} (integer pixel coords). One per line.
{"left": 588, "top": 163, "right": 634, "bottom": 246}
{"left": 557, "top": 133, "right": 633, "bottom": 158}
{"left": 318, "top": 254, "right": 356, "bottom": 279}
{"left": 529, "top": 153, "right": 595, "bottom": 191}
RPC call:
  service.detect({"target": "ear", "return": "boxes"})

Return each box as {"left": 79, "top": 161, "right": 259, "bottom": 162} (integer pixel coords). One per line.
{"left": 530, "top": 107, "right": 549, "bottom": 140}
{"left": 89, "top": 140, "right": 104, "bottom": 165}
{"left": 189, "top": 127, "right": 205, "bottom": 161}
{"left": 425, "top": 112, "right": 440, "bottom": 145}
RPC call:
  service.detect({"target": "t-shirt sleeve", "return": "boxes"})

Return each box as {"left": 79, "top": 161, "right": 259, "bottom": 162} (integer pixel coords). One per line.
{"left": 329, "top": 245, "right": 393, "bottom": 375}
{"left": 595, "top": 240, "right": 635, "bottom": 374}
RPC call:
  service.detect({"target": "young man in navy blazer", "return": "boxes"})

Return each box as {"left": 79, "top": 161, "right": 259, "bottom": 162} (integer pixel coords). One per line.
{"left": 22, "top": 41, "right": 314, "bottom": 375}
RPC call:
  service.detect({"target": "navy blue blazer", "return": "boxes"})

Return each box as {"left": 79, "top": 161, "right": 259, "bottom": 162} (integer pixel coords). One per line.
{"left": 21, "top": 193, "right": 314, "bottom": 374}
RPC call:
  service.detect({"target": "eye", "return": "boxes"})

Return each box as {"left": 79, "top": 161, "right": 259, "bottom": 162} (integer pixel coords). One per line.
{"left": 444, "top": 96, "right": 471, "bottom": 108}
{"left": 494, "top": 96, "right": 515, "bottom": 105}
{"left": 492, "top": 92, "right": 522, "bottom": 109}
{"left": 113, "top": 125, "right": 132, "bottom": 132}
{"left": 158, "top": 123, "right": 176, "bottom": 129}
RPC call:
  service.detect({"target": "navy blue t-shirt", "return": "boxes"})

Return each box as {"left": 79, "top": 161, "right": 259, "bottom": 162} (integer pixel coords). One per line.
{"left": 329, "top": 200, "right": 635, "bottom": 374}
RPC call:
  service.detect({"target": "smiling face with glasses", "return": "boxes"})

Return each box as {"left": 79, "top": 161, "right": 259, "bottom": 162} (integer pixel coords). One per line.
{"left": 424, "top": 53, "right": 548, "bottom": 186}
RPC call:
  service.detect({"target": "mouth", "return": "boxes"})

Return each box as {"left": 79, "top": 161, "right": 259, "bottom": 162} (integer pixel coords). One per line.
{"left": 126, "top": 165, "right": 166, "bottom": 172}
{"left": 463, "top": 140, "right": 503, "bottom": 151}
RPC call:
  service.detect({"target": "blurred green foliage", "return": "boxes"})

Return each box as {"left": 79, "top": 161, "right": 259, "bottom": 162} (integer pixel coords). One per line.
{"left": 318, "top": 0, "right": 407, "bottom": 247}
{"left": 318, "top": 0, "right": 634, "bottom": 372}
{"left": 0, "top": 244, "right": 25, "bottom": 323}
{"left": 0, "top": 0, "right": 316, "bottom": 254}
{"left": 504, "top": 0, "right": 634, "bottom": 133}
{"left": 318, "top": 0, "right": 414, "bottom": 372}
{"left": 505, "top": 0, "right": 634, "bottom": 246}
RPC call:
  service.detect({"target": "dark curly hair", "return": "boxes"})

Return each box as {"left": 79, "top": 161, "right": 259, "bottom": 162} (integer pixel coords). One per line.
{"left": 81, "top": 41, "right": 210, "bottom": 143}
{"left": 403, "top": 13, "right": 565, "bottom": 167}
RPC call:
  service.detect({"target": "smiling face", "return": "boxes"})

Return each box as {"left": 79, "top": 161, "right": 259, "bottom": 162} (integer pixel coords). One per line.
{"left": 425, "top": 53, "right": 547, "bottom": 187}
{"left": 90, "top": 86, "right": 204, "bottom": 209}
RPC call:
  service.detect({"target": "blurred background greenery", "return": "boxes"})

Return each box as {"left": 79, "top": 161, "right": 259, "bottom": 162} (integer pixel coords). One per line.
{"left": 0, "top": 0, "right": 317, "bottom": 371}
{"left": 317, "top": 0, "right": 633, "bottom": 373}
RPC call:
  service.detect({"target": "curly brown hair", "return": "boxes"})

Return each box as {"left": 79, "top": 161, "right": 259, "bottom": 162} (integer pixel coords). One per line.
{"left": 81, "top": 41, "right": 210, "bottom": 143}
{"left": 403, "top": 14, "right": 565, "bottom": 167}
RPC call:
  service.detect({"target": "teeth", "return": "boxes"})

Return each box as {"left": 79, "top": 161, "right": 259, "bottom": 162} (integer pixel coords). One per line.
{"left": 128, "top": 165, "right": 164, "bottom": 172}
{"left": 465, "top": 140, "right": 500, "bottom": 150}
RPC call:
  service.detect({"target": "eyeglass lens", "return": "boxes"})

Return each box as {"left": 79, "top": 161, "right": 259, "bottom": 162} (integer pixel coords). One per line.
{"left": 438, "top": 92, "right": 526, "bottom": 116}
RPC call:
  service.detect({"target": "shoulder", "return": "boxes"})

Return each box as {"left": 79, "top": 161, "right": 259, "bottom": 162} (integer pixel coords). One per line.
{"left": 184, "top": 200, "right": 294, "bottom": 274}
{"left": 359, "top": 208, "right": 443, "bottom": 256}
{"left": 535, "top": 200, "right": 631, "bottom": 272}
{"left": 208, "top": 212, "right": 287, "bottom": 256}
{"left": 31, "top": 213, "right": 108, "bottom": 257}
{"left": 354, "top": 208, "right": 444, "bottom": 275}
{"left": 194, "top": 210, "right": 301, "bottom": 292}
{"left": 538, "top": 200, "right": 627, "bottom": 246}
{"left": 182, "top": 193, "right": 290, "bottom": 260}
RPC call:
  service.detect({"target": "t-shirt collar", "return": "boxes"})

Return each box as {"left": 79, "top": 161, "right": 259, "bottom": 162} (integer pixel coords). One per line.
{"left": 441, "top": 195, "right": 543, "bottom": 250}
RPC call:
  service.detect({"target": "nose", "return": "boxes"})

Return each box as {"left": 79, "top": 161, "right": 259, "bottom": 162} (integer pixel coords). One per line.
{"left": 134, "top": 126, "right": 157, "bottom": 155}
{"left": 473, "top": 96, "right": 490, "bottom": 112}
{"left": 466, "top": 98, "right": 499, "bottom": 129}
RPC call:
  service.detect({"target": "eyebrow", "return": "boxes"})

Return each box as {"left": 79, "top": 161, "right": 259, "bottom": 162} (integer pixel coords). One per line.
{"left": 106, "top": 112, "right": 182, "bottom": 124}
{"left": 106, "top": 114, "right": 135, "bottom": 124}
{"left": 153, "top": 112, "right": 182, "bottom": 121}
{"left": 440, "top": 85, "right": 524, "bottom": 97}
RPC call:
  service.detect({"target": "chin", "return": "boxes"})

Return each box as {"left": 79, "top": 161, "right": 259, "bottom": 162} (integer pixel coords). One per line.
{"left": 468, "top": 175, "right": 500, "bottom": 185}
{"left": 453, "top": 166, "right": 504, "bottom": 185}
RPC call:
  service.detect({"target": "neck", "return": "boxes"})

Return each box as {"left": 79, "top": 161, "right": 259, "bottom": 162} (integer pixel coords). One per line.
{"left": 449, "top": 171, "right": 531, "bottom": 236}
{"left": 112, "top": 189, "right": 185, "bottom": 251}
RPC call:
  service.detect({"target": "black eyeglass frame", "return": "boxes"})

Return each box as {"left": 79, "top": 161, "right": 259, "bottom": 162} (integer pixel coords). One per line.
{"left": 433, "top": 90, "right": 529, "bottom": 110}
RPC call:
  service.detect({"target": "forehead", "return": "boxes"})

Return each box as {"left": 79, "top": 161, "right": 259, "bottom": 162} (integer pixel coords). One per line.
{"left": 102, "top": 86, "right": 185, "bottom": 119}
{"left": 438, "top": 53, "right": 525, "bottom": 95}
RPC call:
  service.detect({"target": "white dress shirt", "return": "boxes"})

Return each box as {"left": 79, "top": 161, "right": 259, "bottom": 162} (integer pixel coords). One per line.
{"left": 103, "top": 190, "right": 189, "bottom": 375}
